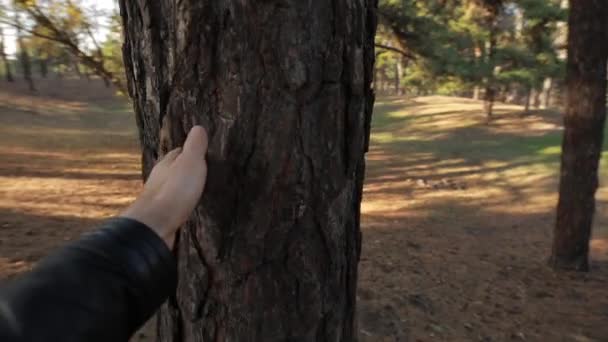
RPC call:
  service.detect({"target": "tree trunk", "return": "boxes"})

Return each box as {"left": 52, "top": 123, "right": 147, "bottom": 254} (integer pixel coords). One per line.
{"left": 119, "top": 1, "right": 377, "bottom": 341}
{"left": 524, "top": 87, "right": 531, "bottom": 113}
{"left": 0, "top": 28, "right": 13, "bottom": 82}
{"left": 550, "top": 0, "right": 608, "bottom": 271}
{"left": 395, "top": 56, "right": 402, "bottom": 95}
{"left": 542, "top": 78, "right": 553, "bottom": 109}
{"left": 38, "top": 57, "right": 48, "bottom": 78}
{"left": 533, "top": 88, "right": 541, "bottom": 109}
{"left": 473, "top": 86, "right": 481, "bottom": 100}
{"left": 15, "top": 21, "right": 35, "bottom": 92}
{"left": 484, "top": 22, "right": 498, "bottom": 118}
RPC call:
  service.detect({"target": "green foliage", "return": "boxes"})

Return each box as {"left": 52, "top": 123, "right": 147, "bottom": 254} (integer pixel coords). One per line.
{"left": 377, "top": 0, "right": 567, "bottom": 96}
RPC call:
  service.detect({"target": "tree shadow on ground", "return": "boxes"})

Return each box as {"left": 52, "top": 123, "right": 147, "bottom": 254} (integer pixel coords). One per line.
{"left": 357, "top": 96, "right": 608, "bottom": 341}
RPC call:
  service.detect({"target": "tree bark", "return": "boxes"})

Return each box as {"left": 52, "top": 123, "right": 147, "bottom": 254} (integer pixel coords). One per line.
{"left": 550, "top": 0, "right": 608, "bottom": 271}
{"left": 119, "top": 1, "right": 377, "bottom": 340}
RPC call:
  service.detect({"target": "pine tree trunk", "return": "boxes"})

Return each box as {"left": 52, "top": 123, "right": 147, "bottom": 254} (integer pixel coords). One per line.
{"left": 15, "top": 22, "right": 35, "bottom": 92}
{"left": 484, "top": 22, "right": 498, "bottom": 118}
{"left": 395, "top": 57, "right": 402, "bottom": 95}
{"left": 38, "top": 57, "right": 48, "bottom": 78}
{"left": 533, "top": 88, "right": 541, "bottom": 109}
{"left": 542, "top": 78, "right": 553, "bottom": 108}
{"left": 550, "top": 0, "right": 608, "bottom": 271}
{"left": 118, "top": 1, "right": 377, "bottom": 340}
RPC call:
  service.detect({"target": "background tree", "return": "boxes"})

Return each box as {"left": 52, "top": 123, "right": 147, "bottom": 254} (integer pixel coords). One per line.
{"left": 550, "top": 0, "right": 608, "bottom": 271}
{"left": 119, "top": 0, "right": 377, "bottom": 341}
{"left": 0, "top": 26, "right": 13, "bottom": 82}
{"left": 14, "top": 9, "right": 35, "bottom": 91}
{"left": 376, "top": 0, "right": 566, "bottom": 114}
{"left": 1, "top": 0, "right": 127, "bottom": 92}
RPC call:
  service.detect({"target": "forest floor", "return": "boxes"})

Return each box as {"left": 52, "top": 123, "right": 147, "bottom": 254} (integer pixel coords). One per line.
{"left": 0, "top": 80, "right": 607, "bottom": 341}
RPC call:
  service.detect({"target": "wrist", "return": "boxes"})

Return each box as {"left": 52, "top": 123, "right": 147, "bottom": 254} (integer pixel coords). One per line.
{"left": 121, "top": 199, "right": 176, "bottom": 248}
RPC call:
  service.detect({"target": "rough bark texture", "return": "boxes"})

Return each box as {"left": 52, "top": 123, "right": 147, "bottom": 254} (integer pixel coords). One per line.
{"left": 550, "top": 0, "right": 608, "bottom": 271}
{"left": 119, "top": 1, "right": 377, "bottom": 340}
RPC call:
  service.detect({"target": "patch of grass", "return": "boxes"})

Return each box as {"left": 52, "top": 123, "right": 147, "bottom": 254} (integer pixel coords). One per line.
{"left": 371, "top": 96, "right": 608, "bottom": 178}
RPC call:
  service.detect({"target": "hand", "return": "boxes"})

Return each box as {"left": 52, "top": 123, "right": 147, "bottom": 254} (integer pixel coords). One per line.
{"left": 121, "top": 126, "right": 208, "bottom": 248}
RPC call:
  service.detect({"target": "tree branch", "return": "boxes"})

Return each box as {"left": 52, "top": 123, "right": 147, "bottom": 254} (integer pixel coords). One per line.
{"left": 0, "top": 5, "right": 126, "bottom": 93}
{"left": 375, "top": 43, "right": 416, "bottom": 60}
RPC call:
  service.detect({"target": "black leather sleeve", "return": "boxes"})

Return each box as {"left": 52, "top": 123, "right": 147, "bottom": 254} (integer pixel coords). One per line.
{"left": 0, "top": 217, "right": 177, "bottom": 342}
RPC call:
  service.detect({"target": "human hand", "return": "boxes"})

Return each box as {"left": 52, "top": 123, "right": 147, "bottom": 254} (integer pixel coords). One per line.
{"left": 121, "top": 126, "right": 208, "bottom": 248}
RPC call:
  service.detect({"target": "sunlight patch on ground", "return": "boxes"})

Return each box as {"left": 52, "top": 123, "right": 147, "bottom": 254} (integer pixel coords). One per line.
{"left": 367, "top": 95, "right": 608, "bottom": 227}
{"left": 0, "top": 176, "right": 138, "bottom": 219}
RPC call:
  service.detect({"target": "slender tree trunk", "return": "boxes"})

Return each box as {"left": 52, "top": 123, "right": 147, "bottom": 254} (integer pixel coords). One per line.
{"left": 550, "top": 0, "right": 608, "bottom": 271}
{"left": 0, "top": 28, "right": 13, "bottom": 82}
{"left": 38, "top": 57, "right": 48, "bottom": 78}
{"left": 484, "top": 22, "right": 498, "bottom": 118}
{"left": 15, "top": 22, "right": 35, "bottom": 92}
{"left": 119, "top": 1, "right": 377, "bottom": 340}
{"left": 395, "top": 56, "right": 403, "bottom": 95}
{"left": 542, "top": 78, "right": 553, "bottom": 108}
{"left": 524, "top": 87, "right": 531, "bottom": 113}
{"left": 473, "top": 86, "right": 481, "bottom": 100}
{"left": 533, "top": 88, "right": 541, "bottom": 109}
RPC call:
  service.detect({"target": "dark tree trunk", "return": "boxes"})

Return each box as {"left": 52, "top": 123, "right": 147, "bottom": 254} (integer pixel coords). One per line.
{"left": 119, "top": 1, "right": 377, "bottom": 341}
{"left": 550, "top": 0, "right": 608, "bottom": 271}
{"left": 533, "top": 88, "right": 541, "bottom": 109}
{"left": 0, "top": 28, "right": 13, "bottom": 82}
{"left": 15, "top": 24, "right": 35, "bottom": 92}
{"left": 38, "top": 57, "right": 48, "bottom": 78}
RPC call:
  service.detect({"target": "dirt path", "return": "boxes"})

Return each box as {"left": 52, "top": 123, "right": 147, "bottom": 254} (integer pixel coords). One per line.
{"left": 0, "top": 85, "right": 606, "bottom": 341}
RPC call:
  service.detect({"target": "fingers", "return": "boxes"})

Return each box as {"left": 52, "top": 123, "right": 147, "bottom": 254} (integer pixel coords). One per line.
{"left": 182, "top": 126, "right": 208, "bottom": 157}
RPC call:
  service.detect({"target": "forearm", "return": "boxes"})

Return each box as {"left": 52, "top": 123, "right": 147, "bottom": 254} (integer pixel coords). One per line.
{"left": 0, "top": 218, "right": 176, "bottom": 342}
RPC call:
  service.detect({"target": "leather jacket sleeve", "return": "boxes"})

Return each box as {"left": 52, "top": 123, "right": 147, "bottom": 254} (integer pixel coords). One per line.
{"left": 0, "top": 217, "right": 177, "bottom": 342}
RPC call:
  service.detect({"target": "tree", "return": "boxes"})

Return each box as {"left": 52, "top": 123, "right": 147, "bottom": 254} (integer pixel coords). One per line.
{"left": 550, "top": 0, "right": 608, "bottom": 271}
{"left": 14, "top": 11, "right": 35, "bottom": 91}
{"left": 0, "top": 26, "right": 13, "bottom": 82}
{"left": 2, "top": 0, "right": 127, "bottom": 92}
{"left": 118, "top": 1, "right": 377, "bottom": 340}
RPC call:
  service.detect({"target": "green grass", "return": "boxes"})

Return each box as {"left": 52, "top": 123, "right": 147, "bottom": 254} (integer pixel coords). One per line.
{"left": 371, "top": 96, "right": 608, "bottom": 178}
